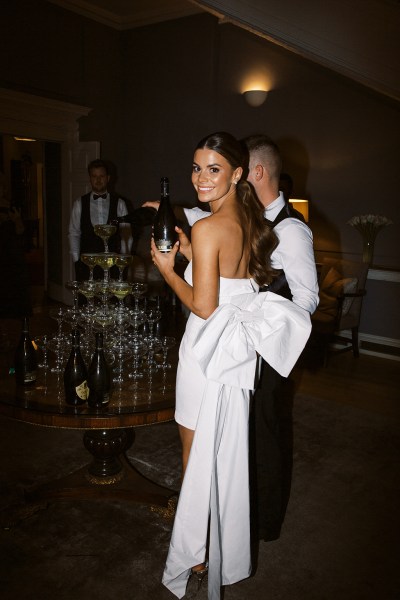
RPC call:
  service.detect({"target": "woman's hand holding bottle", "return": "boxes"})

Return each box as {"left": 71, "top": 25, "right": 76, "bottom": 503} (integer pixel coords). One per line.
{"left": 150, "top": 237, "right": 179, "bottom": 278}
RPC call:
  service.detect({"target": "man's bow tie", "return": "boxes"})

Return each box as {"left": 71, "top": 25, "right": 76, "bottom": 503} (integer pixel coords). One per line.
{"left": 93, "top": 193, "right": 107, "bottom": 200}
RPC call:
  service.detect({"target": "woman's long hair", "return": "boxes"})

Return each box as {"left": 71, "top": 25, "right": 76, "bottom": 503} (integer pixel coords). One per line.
{"left": 195, "top": 132, "right": 277, "bottom": 286}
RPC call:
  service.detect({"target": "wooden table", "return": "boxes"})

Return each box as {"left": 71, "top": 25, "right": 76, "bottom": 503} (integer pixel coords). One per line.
{"left": 0, "top": 346, "right": 178, "bottom": 516}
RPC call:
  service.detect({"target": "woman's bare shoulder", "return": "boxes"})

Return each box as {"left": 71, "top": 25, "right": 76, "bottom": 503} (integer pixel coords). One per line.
{"left": 193, "top": 212, "right": 238, "bottom": 241}
{"left": 193, "top": 211, "right": 236, "bottom": 229}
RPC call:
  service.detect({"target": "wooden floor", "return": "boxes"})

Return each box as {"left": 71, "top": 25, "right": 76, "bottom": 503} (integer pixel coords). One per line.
{"left": 1, "top": 294, "right": 399, "bottom": 600}
{"left": 293, "top": 350, "right": 400, "bottom": 419}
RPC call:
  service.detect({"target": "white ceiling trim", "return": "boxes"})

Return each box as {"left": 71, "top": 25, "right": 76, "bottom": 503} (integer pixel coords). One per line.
{"left": 47, "top": 0, "right": 202, "bottom": 29}
{"left": 193, "top": 0, "right": 400, "bottom": 102}
{"left": 0, "top": 88, "right": 91, "bottom": 140}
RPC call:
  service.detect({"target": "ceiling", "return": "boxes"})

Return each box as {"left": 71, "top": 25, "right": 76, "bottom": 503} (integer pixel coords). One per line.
{"left": 47, "top": 0, "right": 204, "bottom": 29}
{"left": 46, "top": 0, "right": 400, "bottom": 101}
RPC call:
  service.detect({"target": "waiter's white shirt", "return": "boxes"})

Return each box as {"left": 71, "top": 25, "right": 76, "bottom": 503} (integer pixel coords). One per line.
{"left": 68, "top": 192, "right": 132, "bottom": 262}
{"left": 184, "top": 192, "right": 319, "bottom": 314}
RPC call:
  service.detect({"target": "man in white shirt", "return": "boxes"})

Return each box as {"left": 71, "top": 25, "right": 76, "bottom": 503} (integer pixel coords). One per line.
{"left": 68, "top": 159, "right": 132, "bottom": 281}
{"left": 243, "top": 134, "right": 318, "bottom": 542}
{"left": 244, "top": 136, "right": 318, "bottom": 312}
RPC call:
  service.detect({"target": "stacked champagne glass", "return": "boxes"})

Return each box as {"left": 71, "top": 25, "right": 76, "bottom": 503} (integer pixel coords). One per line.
{"left": 41, "top": 223, "right": 176, "bottom": 391}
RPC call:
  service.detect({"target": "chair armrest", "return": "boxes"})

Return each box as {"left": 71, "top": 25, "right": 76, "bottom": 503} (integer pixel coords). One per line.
{"left": 338, "top": 289, "right": 366, "bottom": 299}
{"left": 335, "top": 289, "right": 366, "bottom": 323}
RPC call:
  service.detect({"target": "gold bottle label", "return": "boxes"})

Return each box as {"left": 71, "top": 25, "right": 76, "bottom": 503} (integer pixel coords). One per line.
{"left": 155, "top": 239, "right": 173, "bottom": 252}
{"left": 75, "top": 380, "right": 89, "bottom": 400}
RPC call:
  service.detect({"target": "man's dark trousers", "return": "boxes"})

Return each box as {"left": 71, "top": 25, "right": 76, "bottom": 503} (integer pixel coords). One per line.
{"left": 250, "top": 360, "right": 289, "bottom": 541}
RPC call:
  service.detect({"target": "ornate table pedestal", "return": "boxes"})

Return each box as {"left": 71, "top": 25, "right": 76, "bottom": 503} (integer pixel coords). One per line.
{"left": 24, "top": 427, "right": 176, "bottom": 511}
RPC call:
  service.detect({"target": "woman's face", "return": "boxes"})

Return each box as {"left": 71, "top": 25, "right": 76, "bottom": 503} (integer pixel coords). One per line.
{"left": 192, "top": 148, "right": 242, "bottom": 205}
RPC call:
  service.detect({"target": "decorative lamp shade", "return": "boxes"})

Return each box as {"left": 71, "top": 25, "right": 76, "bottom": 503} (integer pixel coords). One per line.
{"left": 289, "top": 199, "right": 309, "bottom": 223}
{"left": 243, "top": 90, "right": 268, "bottom": 107}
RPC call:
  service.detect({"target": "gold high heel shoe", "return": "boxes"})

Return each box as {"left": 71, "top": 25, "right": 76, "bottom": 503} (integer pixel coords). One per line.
{"left": 185, "top": 564, "right": 208, "bottom": 598}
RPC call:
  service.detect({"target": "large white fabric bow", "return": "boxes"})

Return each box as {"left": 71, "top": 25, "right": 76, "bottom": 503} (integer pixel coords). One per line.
{"left": 192, "top": 291, "right": 311, "bottom": 386}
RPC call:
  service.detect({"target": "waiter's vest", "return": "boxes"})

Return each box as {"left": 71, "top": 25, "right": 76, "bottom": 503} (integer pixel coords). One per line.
{"left": 80, "top": 192, "right": 120, "bottom": 255}
{"left": 264, "top": 203, "right": 304, "bottom": 300}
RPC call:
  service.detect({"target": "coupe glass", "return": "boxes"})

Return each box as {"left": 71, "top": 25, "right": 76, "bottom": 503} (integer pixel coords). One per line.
{"left": 78, "top": 280, "right": 99, "bottom": 308}
{"left": 129, "top": 310, "right": 146, "bottom": 339}
{"left": 131, "top": 282, "right": 148, "bottom": 313}
{"left": 77, "top": 290, "right": 97, "bottom": 357}
{"left": 94, "top": 252, "right": 117, "bottom": 283}
{"left": 49, "top": 306, "right": 66, "bottom": 338}
{"left": 113, "top": 345, "right": 132, "bottom": 384}
{"left": 158, "top": 336, "right": 176, "bottom": 370}
{"left": 127, "top": 339, "right": 148, "bottom": 381}
{"left": 145, "top": 308, "right": 162, "bottom": 338}
{"left": 115, "top": 254, "right": 133, "bottom": 281}
{"left": 111, "top": 309, "right": 131, "bottom": 353}
{"left": 48, "top": 334, "right": 70, "bottom": 373}
{"left": 64, "top": 280, "right": 80, "bottom": 326}
{"left": 65, "top": 280, "right": 80, "bottom": 309}
{"left": 143, "top": 335, "right": 161, "bottom": 374}
{"left": 80, "top": 253, "right": 98, "bottom": 281}
{"left": 34, "top": 335, "right": 49, "bottom": 370}
{"left": 93, "top": 307, "right": 115, "bottom": 332}
{"left": 96, "top": 281, "right": 113, "bottom": 312}
{"left": 93, "top": 223, "right": 117, "bottom": 253}
{"left": 109, "top": 281, "right": 132, "bottom": 311}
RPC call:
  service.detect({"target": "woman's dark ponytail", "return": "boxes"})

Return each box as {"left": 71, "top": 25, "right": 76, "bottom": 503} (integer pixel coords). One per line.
{"left": 236, "top": 180, "right": 278, "bottom": 286}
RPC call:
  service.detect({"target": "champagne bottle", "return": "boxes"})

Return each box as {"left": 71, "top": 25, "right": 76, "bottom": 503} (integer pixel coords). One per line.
{"left": 14, "top": 317, "right": 38, "bottom": 386}
{"left": 87, "top": 332, "right": 111, "bottom": 407}
{"left": 153, "top": 177, "right": 178, "bottom": 252}
{"left": 109, "top": 207, "right": 157, "bottom": 227}
{"left": 63, "top": 329, "right": 89, "bottom": 406}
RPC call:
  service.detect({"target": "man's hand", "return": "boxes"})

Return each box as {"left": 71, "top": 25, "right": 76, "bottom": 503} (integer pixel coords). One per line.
{"left": 142, "top": 201, "right": 160, "bottom": 210}
{"left": 176, "top": 226, "right": 192, "bottom": 262}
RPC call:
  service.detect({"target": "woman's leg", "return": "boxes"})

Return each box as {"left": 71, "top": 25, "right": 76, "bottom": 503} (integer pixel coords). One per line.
{"left": 178, "top": 424, "right": 207, "bottom": 574}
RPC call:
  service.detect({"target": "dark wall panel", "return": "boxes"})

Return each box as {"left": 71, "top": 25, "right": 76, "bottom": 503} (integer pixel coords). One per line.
{"left": 1, "top": 1, "right": 399, "bottom": 340}
{"left": 44, "top": 142, "right": 62, "bottom": 286}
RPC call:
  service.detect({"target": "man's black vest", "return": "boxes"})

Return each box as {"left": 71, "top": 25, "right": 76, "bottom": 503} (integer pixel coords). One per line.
{"left": 80, "top": 192, "right": 120, "bottom": 254}
{"left": 264, "top": 202, "right": 304, "bottom": 300}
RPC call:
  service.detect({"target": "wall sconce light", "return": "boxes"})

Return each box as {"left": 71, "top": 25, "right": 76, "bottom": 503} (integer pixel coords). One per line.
{"left": 14, "top": 137, "right": 36, "bottom": 142}
{"left": 289, "top": 199, "right": 309, "bottom": 223}
{"left": 243, "top": 90, "right": 268, "bottom": 107}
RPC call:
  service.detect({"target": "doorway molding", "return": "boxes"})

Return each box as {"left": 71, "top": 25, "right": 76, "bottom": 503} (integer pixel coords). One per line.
{"left": 0, "top": 88, "right": 93, "bottom": 303}
{"left": 0, "top": 88, "right": 90, "bottom": 141}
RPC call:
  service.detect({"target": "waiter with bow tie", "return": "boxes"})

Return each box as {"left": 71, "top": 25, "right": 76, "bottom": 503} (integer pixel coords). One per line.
{"left": 68, "top": 159, "right": 132, "bottom": 281}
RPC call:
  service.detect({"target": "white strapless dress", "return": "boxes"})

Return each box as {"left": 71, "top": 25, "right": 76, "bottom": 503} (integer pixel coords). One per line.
{"left": 163, "top": 261, "right": 311, "bottom": 599}
{"left": 175, "top": 262, "right": 260, "bottom": 430}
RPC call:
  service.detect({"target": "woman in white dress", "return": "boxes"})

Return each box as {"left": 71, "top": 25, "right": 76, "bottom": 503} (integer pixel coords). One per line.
{"left": 151, "top": 132, "right": 311, "bottom": 599}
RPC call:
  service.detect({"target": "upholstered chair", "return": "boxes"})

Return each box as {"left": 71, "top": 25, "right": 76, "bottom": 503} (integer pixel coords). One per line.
{"left": 311, "top": 257, "right": 369, "bottom": 364}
